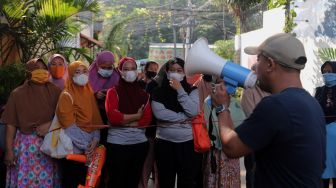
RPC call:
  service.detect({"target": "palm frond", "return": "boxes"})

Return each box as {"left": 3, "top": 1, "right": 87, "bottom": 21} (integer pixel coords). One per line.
{"left": 104, "top": 17, "right": 132, "bottom": 53}
{"left": 2, "top": 1, "right": 28, "bottom": 26}
{"left": 318, "top": 48, "right": 336, "bottom": 62}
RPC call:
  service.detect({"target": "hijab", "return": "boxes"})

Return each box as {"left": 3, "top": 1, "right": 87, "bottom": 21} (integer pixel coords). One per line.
{"left": 115, "top": 57, "right": 149, "bottom": 114}
{"left": 315, "top": 61, "right": 336, "bottom": 124}
{"left": 48, "top": 54, "right": 67, "bottom": 89}
{"left": 152, "top": 58, "right": 196, "bottom": 113}
{"left": 89, "top": 51, "right": 120, "bottom": 93}
{"left": 1, "top": 58, "right": 61, "bottom": 133}
{"left": 56, "top": 61, "right": 102, "bottom": 132}
{"left": 146, "top": 63, "right": 167, "bottom": 95}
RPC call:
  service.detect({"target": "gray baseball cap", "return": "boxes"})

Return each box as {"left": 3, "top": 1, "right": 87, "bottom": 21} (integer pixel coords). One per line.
{"left": 244, "top": 33, "right": 307, "bottom": 70}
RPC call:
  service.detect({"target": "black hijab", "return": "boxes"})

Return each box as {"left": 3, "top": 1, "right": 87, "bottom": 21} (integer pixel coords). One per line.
{"left": 315, "top": 61, "right": 336, "bottom": 124}
{"left": 152, "top": 58, "right": 196, "bottom": 113}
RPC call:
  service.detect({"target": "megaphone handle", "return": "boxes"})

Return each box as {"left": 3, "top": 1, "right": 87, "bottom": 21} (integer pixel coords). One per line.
{"left": 225, "top": 84, "right": 237, "bottom": 94}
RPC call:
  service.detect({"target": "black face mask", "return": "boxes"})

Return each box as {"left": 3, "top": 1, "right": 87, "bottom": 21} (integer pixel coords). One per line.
{"left": 203, "top": 74, "right": 213, "bottom": 82}
{"left": 146, "top": 71, "right": 157, "bottom": 79}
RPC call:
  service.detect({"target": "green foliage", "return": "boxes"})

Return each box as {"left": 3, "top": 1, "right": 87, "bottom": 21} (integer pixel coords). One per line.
{"left": 233, "top": 87, "right": 243, "bottom": 101}
{"left": 318, "top": 48, "right": 336, "bottom": 62}
{"left": 0, "top": 63, "right": 25, "bottom": 105}
{"left": 214, "top": 39, "right": 235, "bottom": 60}
{"left": 213, "top": 0, "right": 263, "bottom": 34}
{"left": 268, "top": 0, "right": 287, "bottom": 8}
{"left": 0, "top": 0, "right": 99, "bottom": 64}
{"left": 100, "top": 0, "right": 237, "bottom": 59}
{"left": 104, "top": 17, "right": 133, "bottom": 61}
{"left": 267, "top": 0, "right": 297, "bottom": 33}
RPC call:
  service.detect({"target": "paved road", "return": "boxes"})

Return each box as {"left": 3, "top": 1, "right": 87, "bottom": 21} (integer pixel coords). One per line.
{"left": 148, "top": 157, "right": 247, "bottom": 188}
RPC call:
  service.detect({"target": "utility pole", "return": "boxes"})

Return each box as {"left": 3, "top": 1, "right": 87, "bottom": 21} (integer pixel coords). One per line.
{"left": 184, "top": 0, "right": 193, "bottom": 59}
{"left": 223, "top": 5, "right": 226, "bottom": 39}
{"left": 170, "top": 0, "right": 177, "bottom": 57}
{"left": 171, "top": 0, "right": 212, "bottom": 59}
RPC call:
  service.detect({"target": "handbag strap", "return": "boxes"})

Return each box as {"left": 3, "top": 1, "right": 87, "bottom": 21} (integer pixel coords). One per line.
{"left": 63, "top": 91, "right": 73, "bottom": 104}
{"left": 208, "top": 108, "right": 217, "bottom": 174}
{"left": 48, "top": 91, "right": 73, "bottom": 133}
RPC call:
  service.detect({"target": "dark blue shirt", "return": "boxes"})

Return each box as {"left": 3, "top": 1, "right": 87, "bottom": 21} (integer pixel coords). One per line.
{"left": 236, "top": 88, "right": 326, "bottom": 188}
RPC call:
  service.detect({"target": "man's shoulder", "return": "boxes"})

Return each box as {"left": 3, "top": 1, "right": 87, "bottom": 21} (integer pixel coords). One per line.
{"left": 272, "top": 88, "right": 313, "bottom": 102}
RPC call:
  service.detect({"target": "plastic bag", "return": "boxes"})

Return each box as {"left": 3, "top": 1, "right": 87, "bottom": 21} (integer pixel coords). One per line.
{"left": 40, "top": 115, "right": 73, "bottom": 158}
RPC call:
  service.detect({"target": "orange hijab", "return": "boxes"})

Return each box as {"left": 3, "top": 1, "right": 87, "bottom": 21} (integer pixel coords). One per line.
{"left": 56, "top": 61, "right": 102, "bottom": 132}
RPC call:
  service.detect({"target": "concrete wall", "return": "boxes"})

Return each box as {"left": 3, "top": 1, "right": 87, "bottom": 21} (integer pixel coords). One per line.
{"left": 239, "top": 7, "right": 285, "bottom": 69}
{"left": 293, "top": 0, "right": 336, "bottom": 94}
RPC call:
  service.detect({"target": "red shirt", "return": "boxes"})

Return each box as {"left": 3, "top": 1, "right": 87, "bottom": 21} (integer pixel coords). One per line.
{"left": 105, "top": 88, "right": 152, "bottom": 128}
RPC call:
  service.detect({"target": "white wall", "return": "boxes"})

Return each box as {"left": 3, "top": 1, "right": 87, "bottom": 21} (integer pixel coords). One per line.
{"left": 293, "top": 0, "right": 336, "bottom": 94}
{"left": 239, "top": 7, "right": 285, "bottom": 68}
{"left": 238, "top": 0, "right": 336, "bottom": 94}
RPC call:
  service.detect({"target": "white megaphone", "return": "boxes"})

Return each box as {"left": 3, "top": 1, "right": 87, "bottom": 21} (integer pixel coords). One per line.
{"left": 185, "top": 37, "right": 257, "bottom": 94}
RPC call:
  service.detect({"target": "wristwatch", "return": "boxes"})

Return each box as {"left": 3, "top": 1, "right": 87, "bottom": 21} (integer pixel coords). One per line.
{"left": 215, "top": 104, "right": 230, "bottom": 115}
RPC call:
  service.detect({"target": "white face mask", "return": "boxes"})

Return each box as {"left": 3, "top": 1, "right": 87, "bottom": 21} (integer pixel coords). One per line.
{"left": 98, "top": 68, "right": 113, "bottom": 78}
{"left": 122, "top": 70, "right": 137, "bottom": 83}
{"left": 168, "top": 72, "right": 184, "bottom": 82}
{"left": 73, "top": 74, "right": 89, "bottom": 86}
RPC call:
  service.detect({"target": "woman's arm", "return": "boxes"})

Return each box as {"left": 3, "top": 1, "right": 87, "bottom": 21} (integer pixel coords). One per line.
{"left": 4, "top": 124, "right": 17, "bottom": 166}
{"left": 151, "top": 100, "right": 189, "bottom": 123}
{"left": 177, "top": 88, "right": 199, "bottom": 117}
{"left": 137, "top": 99, "right": 152, "bottom": 127}
{"left": 56, "top": 92, "right": 75, "bottom": 128}
{"left": 35, "top": 121, "right": 52, "bottom": 137}
{"left": 105, "top": 88, "right": 142, "bottom": 126}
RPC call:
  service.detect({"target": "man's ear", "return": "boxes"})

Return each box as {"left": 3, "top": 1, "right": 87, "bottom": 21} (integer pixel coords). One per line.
{"left": 266, "top": 58, "right": 276, "bottom": 72}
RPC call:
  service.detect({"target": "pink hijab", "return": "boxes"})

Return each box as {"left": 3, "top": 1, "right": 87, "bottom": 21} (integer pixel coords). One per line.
{"left": 89, "top": 51, "right": 120, "bottom": 93}
{"left": 48, "top": 54, "right": 68, "bottom": 89}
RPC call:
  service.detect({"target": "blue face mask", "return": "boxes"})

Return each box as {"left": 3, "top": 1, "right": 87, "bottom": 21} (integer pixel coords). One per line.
{"left": 323, "top": 73, "right": 336, "bottom": 87}
{"left": 98, "top": 68, "right": 113, "bottom": 78}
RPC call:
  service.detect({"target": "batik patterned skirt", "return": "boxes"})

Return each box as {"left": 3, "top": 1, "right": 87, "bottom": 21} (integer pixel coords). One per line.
{"left": 6, "top": 131, "right": 61, "bottom": 188}
{"left": 203, "top": 149, "right": 240, "bottom": 188}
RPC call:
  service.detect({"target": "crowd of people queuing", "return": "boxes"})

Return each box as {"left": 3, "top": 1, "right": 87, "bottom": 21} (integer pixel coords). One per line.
{"left": 0, "top": 32, "right": 333, "bottom": 188}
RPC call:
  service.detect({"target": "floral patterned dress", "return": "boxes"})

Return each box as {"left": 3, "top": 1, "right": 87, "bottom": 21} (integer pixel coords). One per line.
{"left": 203, "top": 97, "right": 244, "bottom": 188}
{"left": 6, "top": 131, "right": 61, "bottom": 188}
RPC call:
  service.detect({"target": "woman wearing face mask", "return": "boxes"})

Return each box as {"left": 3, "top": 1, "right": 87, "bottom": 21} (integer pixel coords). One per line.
{"left": 2, "top": 58, "right": 62, "bottom": 187}
{"left": 138, "top": 60, "right": 160, "bottom": 188}
{"left": 48, "top": 54, "right": 68, "bottom": 89}
{"left": 315, "top": 60, "right": 336, "bottom": 188}
{"left": 56, "top": 61, "right": 103, "bottom": 188}
{"left": 151, "top": 57, "right": 203, "bottom": 188}
{"left": 139, "top": 61, "right": 159, "bottom": 89}
{"left": 202, "top": 76, "right": 243, "bottom": 188}
{"left": 88, "top": 51, "right": 120, "bottom": 157}
{"left": 105, "top": 57, "right": 152, "bottom": 188}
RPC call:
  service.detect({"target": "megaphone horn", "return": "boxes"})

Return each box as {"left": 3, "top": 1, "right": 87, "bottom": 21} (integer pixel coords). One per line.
{"left": 185, "top": 38, "right": 257, "bottom": 93}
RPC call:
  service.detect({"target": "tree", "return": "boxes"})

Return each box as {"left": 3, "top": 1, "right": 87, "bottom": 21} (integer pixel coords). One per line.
{"left": 214, "top": 39, "right": 235, "bottom": 60}
{"left": 213, "top": 0, "right": 264, "bottom": 34}
{"left": 0, "top": 0, "right": 99, "bottom": 64}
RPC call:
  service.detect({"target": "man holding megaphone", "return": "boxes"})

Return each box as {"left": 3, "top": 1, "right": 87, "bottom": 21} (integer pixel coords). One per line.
{"left": 194, "top": 33, "right": 326, "bottom": 187}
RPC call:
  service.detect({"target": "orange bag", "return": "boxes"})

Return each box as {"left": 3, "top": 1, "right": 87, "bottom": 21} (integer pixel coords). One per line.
{"left": 192, "top": 113, "right": 211, "bottom": 153}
